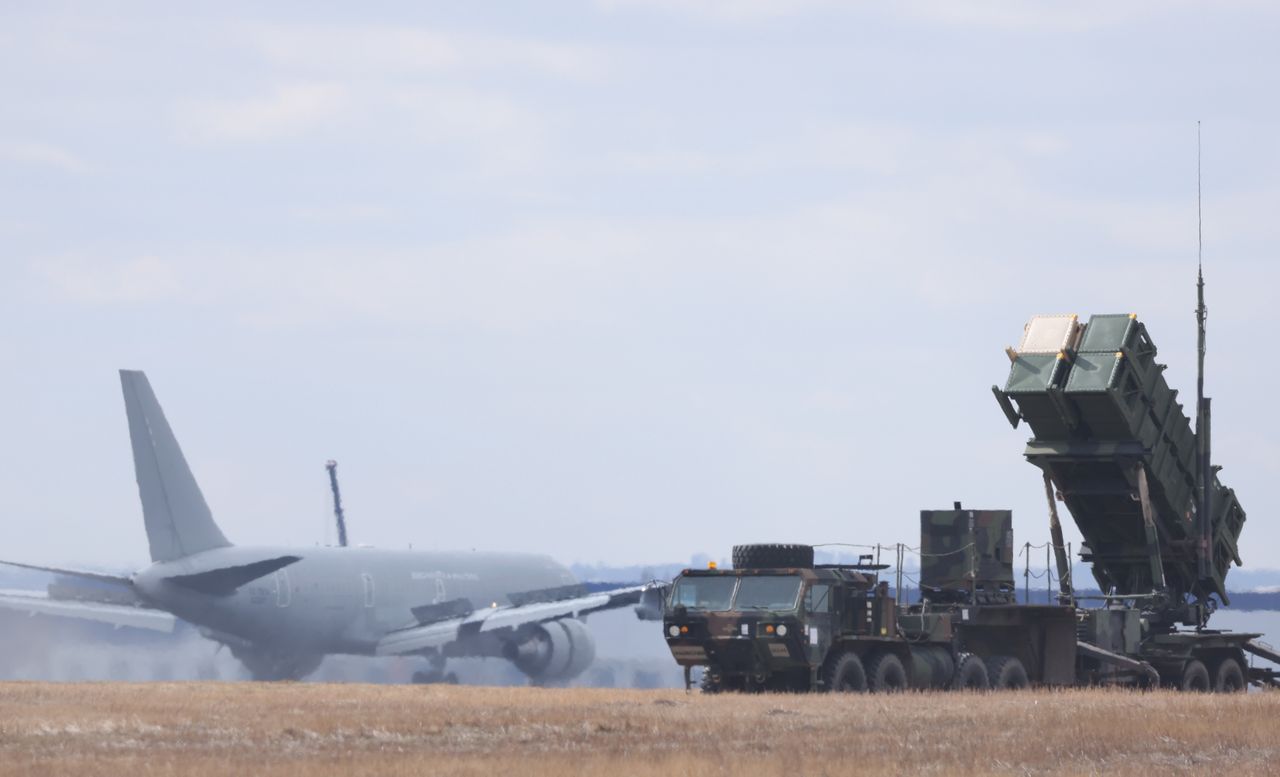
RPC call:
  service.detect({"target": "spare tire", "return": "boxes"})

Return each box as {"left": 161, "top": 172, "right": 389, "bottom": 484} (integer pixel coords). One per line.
{"left": 732, "top": 543, "right": 814, "bottom": 570}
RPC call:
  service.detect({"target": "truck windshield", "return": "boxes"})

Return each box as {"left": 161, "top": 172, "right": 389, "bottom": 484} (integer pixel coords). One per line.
{"left": 670, "top": 576, "right": 737, "bottom": 611}
{"left": 733, "top": 576, "right": 802, "bottom": 610}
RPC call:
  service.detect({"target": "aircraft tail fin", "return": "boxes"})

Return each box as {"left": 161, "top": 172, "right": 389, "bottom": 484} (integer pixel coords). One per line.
{"left": 120, "top": 370, "right": 232, "bottom": 562}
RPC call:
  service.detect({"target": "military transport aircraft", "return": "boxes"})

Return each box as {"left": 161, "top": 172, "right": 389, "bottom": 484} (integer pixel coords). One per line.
{"left": 0, "top": 371, "right": 661, "bottom": 682}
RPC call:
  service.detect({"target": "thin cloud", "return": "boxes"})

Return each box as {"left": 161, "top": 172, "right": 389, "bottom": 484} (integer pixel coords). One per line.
{"left": 172, "top": 79, "right": 548, "bottom": 158}
{"left": 242, "top": 23, "right": 607, "bottom": 82}
{"left": 593, "top": 0, "right": 1220, "bottom": 30}
{"left": 33, "top": 256, "right": 185, "bottom": 304}
{"left": 0, "top": 140, "right": 87, "bottom": 172}
{"left": 174, "top": 82, "right": 349, "bottom": 143}
{"left": 289, "top": 203, "right": 399, "bottom": 224}
{"left": 592, "top": 0, "right": 841, "bottom": 23}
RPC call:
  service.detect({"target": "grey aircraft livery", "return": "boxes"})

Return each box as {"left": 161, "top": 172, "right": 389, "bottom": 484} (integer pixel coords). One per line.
{"left": 0, "top": 371, "right": 662, "bottom": 682}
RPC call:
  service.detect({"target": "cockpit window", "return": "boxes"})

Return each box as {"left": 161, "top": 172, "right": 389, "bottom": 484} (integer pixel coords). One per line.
{"left": 733, "top": 576, "right": 802, "bottom": 611}
{"left": 670, "top": 575, "right": 737, "bottom": 611}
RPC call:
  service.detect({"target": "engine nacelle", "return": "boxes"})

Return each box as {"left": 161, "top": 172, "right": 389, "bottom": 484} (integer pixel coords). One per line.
{"left": 505, "top": 618, "right": 596, "bottom": 683}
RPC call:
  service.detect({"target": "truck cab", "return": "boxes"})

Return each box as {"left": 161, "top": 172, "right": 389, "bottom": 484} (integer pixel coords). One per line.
{"left": 663, "top": 545, "right": 895, "bottom": 692}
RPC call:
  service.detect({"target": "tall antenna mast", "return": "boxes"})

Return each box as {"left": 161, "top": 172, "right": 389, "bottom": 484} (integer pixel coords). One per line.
{"left": 1197, "top": 121, "right": 1205, "bottom": 411}
{"left": 1195, "top": 122, "right": 1212, "bottom": 586}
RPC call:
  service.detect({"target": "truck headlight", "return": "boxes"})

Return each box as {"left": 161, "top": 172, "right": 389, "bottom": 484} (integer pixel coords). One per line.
{"left": 667, "top": 625, "right": 680, "bottom": 637}
{"left": 776, "top": 624, "right": 788, "bottom": 637}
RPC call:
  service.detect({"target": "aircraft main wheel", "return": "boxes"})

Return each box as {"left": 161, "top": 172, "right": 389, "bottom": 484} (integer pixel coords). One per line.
{"left": 412, "top": 669, "right": 455, "bottom": 684}
{"left": 823, "top": 651, "right": 867, "bottom": 692}
{"left": 865, "top": 652, "right": 908, "bottom": 693}
{"left": 1179, "top": 659, "right": 1210, "bottom": 692}
{"left": 985, "top": 656, "right": 1028, "bottom": 690}
{"left": 231, "top": 647, "right": 323, "bottom": 682}
{"left": 952, "top": 653, "right": 990, "bottom": 691}
{"left": 1212, "top": 657, "right": 1245, "bottom": 693}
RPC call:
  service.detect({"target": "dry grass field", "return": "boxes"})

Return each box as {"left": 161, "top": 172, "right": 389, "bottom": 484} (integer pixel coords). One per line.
{"left": 1, "top": 683, "right": 1278, "bottom": 776}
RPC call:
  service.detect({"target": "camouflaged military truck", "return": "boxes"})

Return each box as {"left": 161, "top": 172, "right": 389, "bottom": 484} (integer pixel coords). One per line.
{"left": 664, "top": 545, "right": 896, "bottom": 693}
{"left": 665, "top": 281, "right": 1280, "bottom": 692}
{"left": 663, "top": 506, "right": 1077, "bottom": 692}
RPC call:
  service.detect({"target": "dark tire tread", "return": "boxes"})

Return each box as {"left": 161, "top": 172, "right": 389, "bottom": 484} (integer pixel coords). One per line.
{"left": 865, "top": 651, "right": 908, "bottom": 693}
{"left": 952, "top": 652, "right": 990, "bottom": 690}
{"left": 1179, "top": 659, "right": 1210, "bottom": 692}
{"left": 1211, "top": 656, "right": 1245, "bottom": 693}
{"left": 985, "top": 655, "right": 1029, "bottom": 690}
{"left": 823, "top": 651, "right": 867, "bottom": 693}
{"left": 731, "top": 544, "right": 815, "bottom": 570}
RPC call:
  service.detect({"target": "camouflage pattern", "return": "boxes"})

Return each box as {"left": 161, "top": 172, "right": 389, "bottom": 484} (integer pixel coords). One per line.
{"left": 663, "top": 520, "right": 1075, "bottom": 692}
{"left": 919, "top": 508, "right": 1015, "bottom": 605}
{"left": 993, "top": 313, "right": 1247, "bottom": 627}
{"left": 662, "top": 565, "right": 899, "bottom": 691}
{"left": 663, "top": 555, "right": 1081, "bottom": 690}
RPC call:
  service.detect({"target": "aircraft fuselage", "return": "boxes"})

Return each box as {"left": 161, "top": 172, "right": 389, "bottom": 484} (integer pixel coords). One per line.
{"left": 132, "top": 546, "right": 578, "bottom": 655}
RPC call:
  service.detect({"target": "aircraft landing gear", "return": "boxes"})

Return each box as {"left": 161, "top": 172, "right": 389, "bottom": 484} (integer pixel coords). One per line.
{"left": 229, "top": 646, "right": 322, "bottom": 681}
{"left": 412, "top": 655, "right": 459, "bottom": 685}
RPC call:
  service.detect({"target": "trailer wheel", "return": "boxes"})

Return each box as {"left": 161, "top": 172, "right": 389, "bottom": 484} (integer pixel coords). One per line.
{"left": 823, "top": 651, "right": 867, "bottom": 693}
{"left": 731, "top": 544, "right": 814, "bottom": 570}
{"left": 865, "top": 652, "right": 908, "bottom": 693}
{"left": 952, "top": 653, "right": 990, "bottom": 691}
{"left": 985, "top": 656, "right": 1028, "bottom": 690}
{"left": 700, "top": 671, "right": 721, "bottom": 694}
{"left": 1211, "top": 657, "right": 1245, "bottom": 693}
{"left": 1179, "top": 659, "right": 1210, "bottom": 692}
{"left": 700, "top": 672, "right": 744, "bottom": 694}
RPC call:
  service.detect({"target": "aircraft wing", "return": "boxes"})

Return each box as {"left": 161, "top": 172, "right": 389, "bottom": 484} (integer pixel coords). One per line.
{"left": 0, "top": 590, "right": 177, "bottom": 633}
{"left": 375, "top": 582, "right": 658, "bottom": 657}
{"left": 0, "top": 559, "right": 132, "bottom": 586}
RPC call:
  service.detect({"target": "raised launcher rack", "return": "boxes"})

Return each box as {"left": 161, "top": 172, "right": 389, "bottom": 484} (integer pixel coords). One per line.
{"left": 992, "top": 313, "right": 1246, "bottom": 626}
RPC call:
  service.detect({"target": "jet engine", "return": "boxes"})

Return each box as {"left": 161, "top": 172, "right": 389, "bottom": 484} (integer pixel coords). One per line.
{"left": 505, "top": 618, "right": 596, "bottom": 684}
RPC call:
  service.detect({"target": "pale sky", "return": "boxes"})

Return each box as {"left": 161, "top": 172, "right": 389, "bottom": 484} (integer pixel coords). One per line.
{"left": 3, "top": 2, "right": 1278, "bottom": 571}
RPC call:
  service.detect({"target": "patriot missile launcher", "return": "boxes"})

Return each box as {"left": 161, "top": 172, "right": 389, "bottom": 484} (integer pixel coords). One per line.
{"left": 992, "top": 274, "right": 1280, "bottom": 688}
{"left": 993, "top": 311, "right": 1243, "bottom": 627}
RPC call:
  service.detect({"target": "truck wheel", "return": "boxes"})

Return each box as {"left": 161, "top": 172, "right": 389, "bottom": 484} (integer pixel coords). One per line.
{"left": 700, "top": 672, "right": 745, "bottom": 694}
{"left": 865, "top": 652, "right": 907, "bottom": 693}
{"left": 700, "top": 672, "right": 724, "bottom": 694}
{"left": 985, "top": 656, "right": 1028, "bottom": 690}
{"left": 731, "top": 544, "right": 814, "bottom": 570}
{"left": 1211, "top": 657, "right": 1245, "bottom": 693}
{"left": 823, "top": 651, "right": 867, "bottom": 692}
{"left": 952, "top": 653, "right": 990, "bottom": 691}
{"left": 1179, "top": 659, "right": 1210, "bottom": 692}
